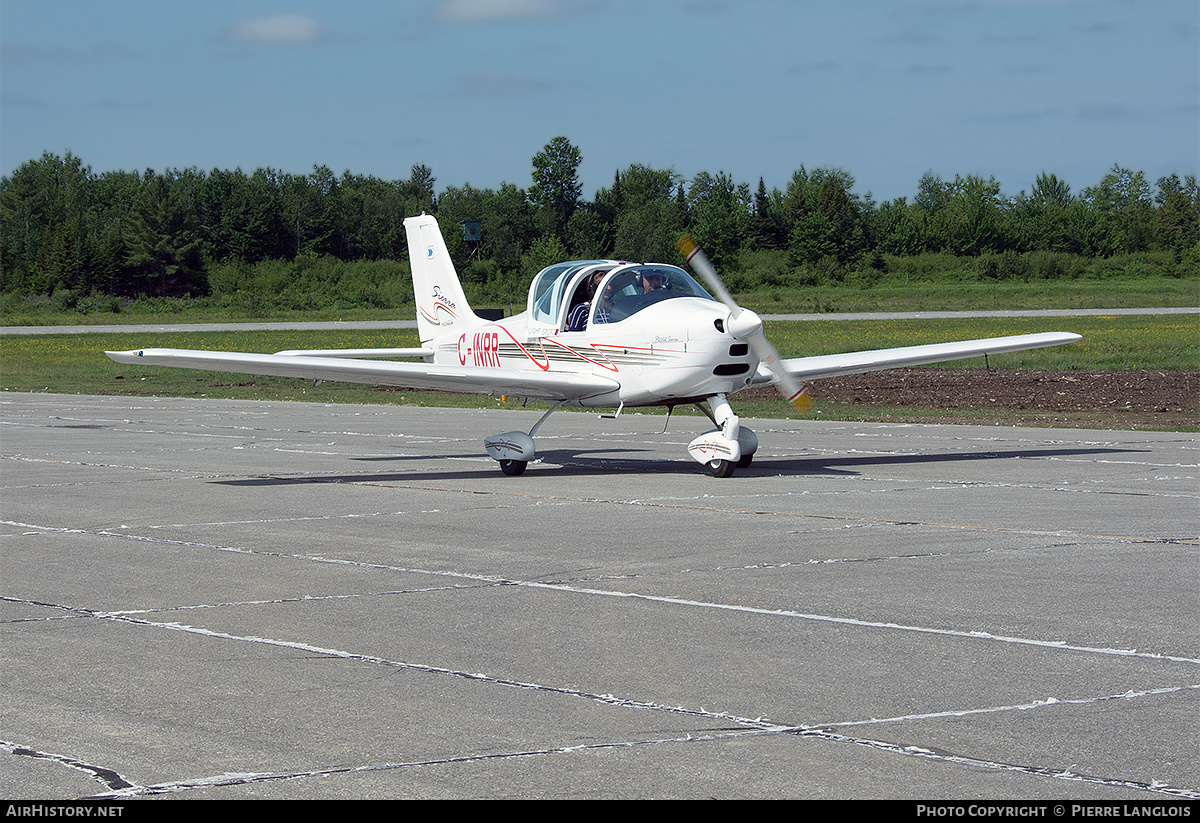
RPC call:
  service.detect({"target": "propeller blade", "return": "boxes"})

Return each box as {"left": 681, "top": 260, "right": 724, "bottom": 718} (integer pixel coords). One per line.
{"left": 677, "top": 234, "right": 813, "bottom": 413}
{"left": 743, "top": 324, "right": 813, "bottom": 411}
{"left": 676, "top": 235, "right": 737, "bottom": 311}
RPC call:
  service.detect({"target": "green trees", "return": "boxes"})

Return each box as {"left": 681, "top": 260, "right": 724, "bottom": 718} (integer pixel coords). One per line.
{"left": 1016, "top": 173, "right": 1073, "bottom": 253}
{"left": 944, "top": 175, "right": 1006, "bottom": 256}
{"left": 750, "top": 177, "right": 786, "bottom": 251}
{"left": 609, "top": 165, "right": 685, "bottom": 264}
{"left": 122, "top": 174, "right": 205, "bottom": 296}
{"left": 1083, "top": 165, "right": 1156, "bottom": 256}
{"left": 782, "top": 167, "right": 871, "bottom": 269}
{"left": 687, "top": 171, "right": 750, "bottom": 272}
{"left": 873, "top": 198, "right": 923, "bottom": 257}
{"left": 2, "top": 145, "right": 1196, "bottom": 312}
{"left": 198, "top": 168, "right": 284, "bottom": 262}
{"left": 1155, "top": 174, "right": 1200, "bottom": 252}
{"left": 530, "top": 137, "right": 582, "bottom": 238}
{"left": 0, "top": 152, "right": 93, "bottom": 295}
{"left": 0, "top": 158, "right": 453, "bottom": 302}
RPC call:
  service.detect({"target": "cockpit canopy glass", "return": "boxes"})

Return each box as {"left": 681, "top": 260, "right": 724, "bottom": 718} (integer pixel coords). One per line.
{"left": 591, "top": 264, "right": 714, "bottom": 325}
{"left": 528, "top": 260, "right": 614, "bottom": 326}
{"left": 527, "top": 261, "right": 715, "bottom": 330}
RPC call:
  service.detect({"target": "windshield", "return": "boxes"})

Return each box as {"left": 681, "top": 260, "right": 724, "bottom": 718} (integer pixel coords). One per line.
{"left": 592, "top": 265, "right": 714, "bottom": 324}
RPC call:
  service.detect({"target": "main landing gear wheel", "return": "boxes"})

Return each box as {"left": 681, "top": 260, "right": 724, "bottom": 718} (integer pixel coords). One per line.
{"left": 708, "top": 459, "right": 736, "bottom": 478}
{"left": 499, "top": 460, "right": 527, "bottom": 476}
{"left": 736, "top": 454, "right": 753, "bottom": 469}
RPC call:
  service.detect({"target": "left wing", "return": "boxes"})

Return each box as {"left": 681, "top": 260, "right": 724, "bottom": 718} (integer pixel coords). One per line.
{"left": 759, "top": 332, "right": 1082, "bottom": 383}
{"left": 105, "top": 348, "right": 619, "bottom": 402}
{"left": 274, "top": 347, "right": 433, "bottom": 359}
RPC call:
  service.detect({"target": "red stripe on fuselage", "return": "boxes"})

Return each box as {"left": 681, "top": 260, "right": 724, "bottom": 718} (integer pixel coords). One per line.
{"left": 491, "top": 325, "right": 669, "bottom": 373}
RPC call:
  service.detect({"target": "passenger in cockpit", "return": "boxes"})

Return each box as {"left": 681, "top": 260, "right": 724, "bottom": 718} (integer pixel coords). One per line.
{"left": 567, "top": 270, "right": 608, "bottom": 331}
{"left": 593, "top": 279, "right": 615, "bottom": 324}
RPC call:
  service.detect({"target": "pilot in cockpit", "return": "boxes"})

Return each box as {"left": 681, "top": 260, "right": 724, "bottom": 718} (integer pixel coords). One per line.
{"left": 638, "top": 269, "right": 667, "bottom": 293}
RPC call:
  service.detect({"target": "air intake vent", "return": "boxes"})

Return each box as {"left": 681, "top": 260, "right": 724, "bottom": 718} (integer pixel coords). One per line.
{"left": 729, "top": 343, "right": 749, "bottom": 356}
{"left": 713, "top": 364, "right": 751, "bottom": 376}
{"left": 714, "top": 318, "right": 725, "bottom": 333}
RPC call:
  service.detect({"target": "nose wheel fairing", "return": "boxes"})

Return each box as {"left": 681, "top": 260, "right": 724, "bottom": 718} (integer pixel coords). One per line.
{"left": 687, "top": 393, "right": 758, "bottom": 477}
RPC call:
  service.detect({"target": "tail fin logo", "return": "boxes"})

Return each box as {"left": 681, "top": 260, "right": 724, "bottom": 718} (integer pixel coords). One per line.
{"left": 420, "top": 285, "right": 459, "bottom": 326}
{"left": 426, "top": 245, "right": 435, "bottom": 260}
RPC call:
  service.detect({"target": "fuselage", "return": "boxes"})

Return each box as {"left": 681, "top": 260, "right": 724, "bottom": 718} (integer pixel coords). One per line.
{"left": 427, "top": 263, "right": 764, "bottom": 407}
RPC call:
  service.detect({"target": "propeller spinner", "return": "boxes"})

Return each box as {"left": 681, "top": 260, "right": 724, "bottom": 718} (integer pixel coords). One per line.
{"left": 676, "top": 235, "right": 813, "bottom": 412}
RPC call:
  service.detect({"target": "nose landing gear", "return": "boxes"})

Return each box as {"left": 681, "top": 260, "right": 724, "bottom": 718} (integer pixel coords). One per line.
{"left": 688, "top": 393, "right": 758, "bottom": 478}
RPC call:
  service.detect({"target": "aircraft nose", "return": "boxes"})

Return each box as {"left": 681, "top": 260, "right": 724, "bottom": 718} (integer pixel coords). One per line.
{"left": 726, "top": 308, "right": 763, "bottom": 341}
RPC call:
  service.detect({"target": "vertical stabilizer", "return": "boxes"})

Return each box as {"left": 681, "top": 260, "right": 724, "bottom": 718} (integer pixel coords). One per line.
{"left": 404, "top": 214, "right": 481, "bottom": 344}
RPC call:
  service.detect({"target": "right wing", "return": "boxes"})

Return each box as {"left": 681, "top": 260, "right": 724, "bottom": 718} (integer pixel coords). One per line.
{"left": 771, "top": 332, "right": 1083, "bottom": 382}
{"left": 105, "top": 348, "right": 619, "bottom": 402}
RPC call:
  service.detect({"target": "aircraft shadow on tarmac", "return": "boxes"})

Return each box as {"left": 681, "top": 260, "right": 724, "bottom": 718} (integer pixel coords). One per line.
{"left": 210, "top": 445, "right": 1138, "bottom": 485}
{"left": 757, "top": 444, "right": 1138, "bottom": 477}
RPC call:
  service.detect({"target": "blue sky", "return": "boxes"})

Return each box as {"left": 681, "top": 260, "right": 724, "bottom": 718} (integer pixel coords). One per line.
{"left": 2, "top": 0, "right": 1197, "bottom": 203}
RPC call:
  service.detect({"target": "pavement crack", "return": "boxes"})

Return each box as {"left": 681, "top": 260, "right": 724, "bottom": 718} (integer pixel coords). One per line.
{"left": 85, "top": 728, "right": 770, "bottom": 798}
{"left": 791, "top": 727, "right": 1200, "bottom": 799}
{"left": 1, "top": 740, "right": 137, "bottom": 793}
{"left": 6, "top": 591, "right": 1197, "bottom": 799}
{"left": 5, "top": 518, "right": 1197, "bottom": 665}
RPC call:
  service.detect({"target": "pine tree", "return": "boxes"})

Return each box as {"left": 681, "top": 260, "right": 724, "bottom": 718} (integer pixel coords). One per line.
{"left": 123, "top": 174, "right": 205, "bottom": 296}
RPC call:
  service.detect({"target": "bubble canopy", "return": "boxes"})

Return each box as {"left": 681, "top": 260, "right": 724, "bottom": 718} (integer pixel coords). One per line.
{"left": 527, "top": 261, "right": 715, "bottom": 330}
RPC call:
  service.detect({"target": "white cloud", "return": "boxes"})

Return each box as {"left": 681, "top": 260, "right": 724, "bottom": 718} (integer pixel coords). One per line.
{"left": 434, "top": 0, "right": 569, "bottom": 24}
{"left": 223, "top": 14, "right": 325, "bottom": 44}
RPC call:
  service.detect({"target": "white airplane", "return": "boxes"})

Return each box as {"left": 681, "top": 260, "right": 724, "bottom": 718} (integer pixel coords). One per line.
{"left": 107, "top": 214, "right": 1081, "bottom": 477}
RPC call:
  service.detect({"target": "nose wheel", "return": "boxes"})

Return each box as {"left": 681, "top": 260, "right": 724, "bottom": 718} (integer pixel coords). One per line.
{"left": 707, "top": 459, "right": 736, "bottom": 478}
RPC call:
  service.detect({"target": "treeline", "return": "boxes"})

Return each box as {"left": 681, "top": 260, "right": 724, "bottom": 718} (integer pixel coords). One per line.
{"left": 2, "top": 142, "right": 1197, "bottom": 311}
{"left": 0, "top": 152, "right": 435, "bottom": 303}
